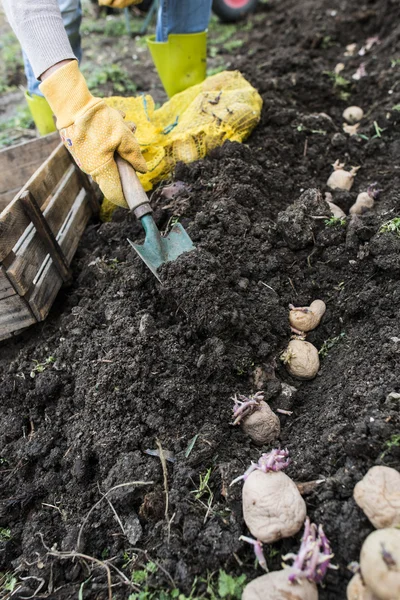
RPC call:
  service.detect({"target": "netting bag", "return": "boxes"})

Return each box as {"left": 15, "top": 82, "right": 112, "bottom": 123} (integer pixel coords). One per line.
{"left": 105, "top": 70, "right": 262, "bottom": 192}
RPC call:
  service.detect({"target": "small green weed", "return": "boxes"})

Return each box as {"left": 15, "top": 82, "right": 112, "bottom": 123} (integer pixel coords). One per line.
{"left": 0, "top": 528, "right": 11, "bottom": 542}
{"left": 379, "top": 217, "right": 400, "bottom": 237}
{"left": 381, "top": 434, "right": 400, "bottom": 459}
{"left": 0, "top": 572, "right": 18, "bottom": 594}
{"left": 192, "top": 468, "right": 213, "bottom": 501}
{"left": 373, "top": 121, "right": 385, "bottom": 138}
{"left": 81, "top": 16, "right": 127, "bottom": 38}
{"left": 128, "top": 565, "right": 246, "bottom": 600}
{"left": 0, "top": 31, "right": 24, "bottom": 93}
{"left": 30, "top": 356, "right": 56, "bottom": 378}
{"left": 390, "top": 58, "right": 400, "bottom": 68}
{"left": 222, "top": 39, "right": 243, "bottom": 54}
{"left": 325, "top": 216, "right": 346, "bottom": 228}
{"left": 392, "top": 104, "right": 400, "bottom": 112}
{"left": 384, "top": 434, "right": 400, "bottom": 451}
{"left": 207, "top": 65, "right": 226, "bottom": 77}
{"left": 323, "top": 71, "right": 351, "bottom": 101}
{"left": 0, "top": 106, "right": 35, "bottom": 149}
{"left": 321, "top": 35, "right": 336, "bottom": 49}
{"left": 82, "top": 64, "right": 137, "bottom": 96}
{"left": 319, "top": 333, "right": 345, "bottom": 358}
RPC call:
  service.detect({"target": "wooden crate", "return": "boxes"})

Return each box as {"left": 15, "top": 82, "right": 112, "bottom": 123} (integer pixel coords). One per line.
{"left": 0, "top": 134, "right": 99, "bottom": 342}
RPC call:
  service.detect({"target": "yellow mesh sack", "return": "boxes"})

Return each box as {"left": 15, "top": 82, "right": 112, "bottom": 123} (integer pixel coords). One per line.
{"left": 105, "top": 70, "right": 262, "bottom": 192}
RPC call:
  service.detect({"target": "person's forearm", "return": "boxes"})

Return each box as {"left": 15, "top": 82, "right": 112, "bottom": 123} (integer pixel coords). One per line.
{"left": 1, "top": 0, "right": 76, "bottom": 80}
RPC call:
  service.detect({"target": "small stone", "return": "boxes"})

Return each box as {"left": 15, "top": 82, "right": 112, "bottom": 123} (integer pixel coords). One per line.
{"left": 123, "top": 514, "right": 143, "bottom": 545}
{"left": 238, "top": 278, "right": 249, "bottom": 290}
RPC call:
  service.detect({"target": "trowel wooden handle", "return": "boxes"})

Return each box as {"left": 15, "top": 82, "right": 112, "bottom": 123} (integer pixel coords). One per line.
{"left": 116, "top": 155, "right": 152, "bottom": 219}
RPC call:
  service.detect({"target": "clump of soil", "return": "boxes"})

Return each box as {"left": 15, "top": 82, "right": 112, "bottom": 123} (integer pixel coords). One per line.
{"left": 1, "top": 0, "right": 400, "bottom": 598}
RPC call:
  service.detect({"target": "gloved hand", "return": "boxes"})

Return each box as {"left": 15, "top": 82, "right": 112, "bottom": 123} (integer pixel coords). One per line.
{"left": 39, "top": 60, "right": 147, "bottom": 208}
{"left": 98, "top": 0, "right": 143, "bottom": 8}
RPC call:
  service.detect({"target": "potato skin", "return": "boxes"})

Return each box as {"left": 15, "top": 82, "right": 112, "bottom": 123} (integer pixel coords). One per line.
{"left": 354, "top": 466, "right": 400, "bottom": 529}
{"left": 360, "top": 528, "right": 400, "bottom": 600}
{"left": 285, "top": 340, "right": 320, "bottom": 380}
{"left": 347, "top": 574, "right": 379, "bottom": 600}
{"left": 242, "top": 570, "right": 318, "bottom": 600}
{"left": 243, "top": 470, "right": 306, "bottom": 543}
{"left": 350, "top": 193, "right": 374, "bottom": 215}
{"left": 343, "top": 106, "right": 364, "bottom": 123}
{"left": 289, "top": 300, "right": 326, "bottom": 332}
{"left": 242, "top": 401, "right": 280, "bottom": 445}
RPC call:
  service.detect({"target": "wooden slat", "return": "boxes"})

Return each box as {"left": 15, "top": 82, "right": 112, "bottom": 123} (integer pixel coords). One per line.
{"left": 28, "top": 189, "right": 91, "bottom": 321}
{"left": 0, "top": 294, "right": 36, "bottom": 340}
{"left": 0, "top": 267, "right": 16, "bottom": 300}
{"left": 0, "top": 143, "right": 71, "bottom": 262}
{"left": 0, "top": 133, "right": 59, "bottom": 195}
{"left": 6, "top": 166, "right": 80, "bottom": 296}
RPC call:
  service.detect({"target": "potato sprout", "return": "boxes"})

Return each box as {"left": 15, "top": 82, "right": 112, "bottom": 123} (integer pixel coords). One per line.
{"left": 281, "top": 340, "right": 320, "bottom": 380}
{"left": 283, "top": 517, "right": 336, "bottom": 584}
{"left": 327, "top": 160, "right": 360, "bottom": 191}
{"left": 232, "top": 392, "right": 280, "bottom": 445}
{"left": 242, "top": 518, "right": 335, "bottom": 599}
{"left": 353, "top": 466, "right": 400, "bottom": 529}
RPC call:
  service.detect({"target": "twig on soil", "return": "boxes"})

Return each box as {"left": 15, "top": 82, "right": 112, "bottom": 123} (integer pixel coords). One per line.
{"left": 39, "top": 533, "right": 139, "bottom": 600}
{"left": 303, "top": 138, "right": 308, "bottom": 157}
{"left": 260, "top": 281, "right": 278, "bottom": 294}
{"left": 129, "top": 547, "right": 176, "bottom": 588}
{"left": 288, "top": 278, "right": 298, "bottom": 296}
{"left": 47, "top": 551, "right": 110, "bottom": 600}
{"left": 18, "top": 576, "right": 45, "bottom": 599}
{"left": 76, "top": 480, "right": 154, "bottom": 552}
{"left": 98, "top": 482, "right": 126, "bottom": 537}
{"left": 156, "top": 439, "right": 170, "bottom": 542}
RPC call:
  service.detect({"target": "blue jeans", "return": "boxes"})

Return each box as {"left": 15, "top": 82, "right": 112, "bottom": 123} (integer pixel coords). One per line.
{"left": 156, "top": 0, "right": 212, "bottom": 42}
{"left": 25, "top": 0, "right": 212, "bottom": 96}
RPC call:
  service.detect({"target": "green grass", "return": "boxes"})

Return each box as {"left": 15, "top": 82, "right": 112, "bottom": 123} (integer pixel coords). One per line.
{"left": 30, "top": 355, "right": 56, "bottom": 378}
{"left": 323, "top": 71, "right": 351, "bottom": 101}
{"left": 0, "top": 31, "right": 24, "bottom": 93}
{"left": 325, "top": 216, "right": 346, "bottom": 228}
{"left": 81, "top": 16, "right": 128, "bottom": 38}
{"left": 319, "top": 333, "right": 345, "bottom": 358}
{"left": 0, "top": 572, "right": 17, "bottom": 595}
{"left": 0, "top": 106, "right": 34, "bottom": 149}
{"left": 381, "top": 434, "right": 400, "bottom": 459}
{"left": 379, "top": 217, "right": 400, "bottom": 237}
{"left": 81, "top": 63, "right": 137, "bottom": 95}
{"left": 0, "top": 528, "right": 11, "bottom": 542}
{"left": 128, "top": 564, "right": 246, "bottom": 600}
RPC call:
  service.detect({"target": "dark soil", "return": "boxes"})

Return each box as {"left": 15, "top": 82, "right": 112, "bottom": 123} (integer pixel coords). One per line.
{"left": 1, "top": 0, "right": 400, "bottom": 598}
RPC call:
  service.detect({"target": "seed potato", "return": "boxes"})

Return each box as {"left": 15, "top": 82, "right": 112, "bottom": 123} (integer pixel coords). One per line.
{"left": 242, "top": 570, "right": 318, "bottom": 600}
{"left": 243, "top": 469, "right": 306, "bottom": 543}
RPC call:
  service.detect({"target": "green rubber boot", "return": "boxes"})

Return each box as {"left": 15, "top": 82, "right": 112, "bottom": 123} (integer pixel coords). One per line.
{"left": 25, "top": 92, "right": 57, "bottom": 136}
{"left": 147, "top": 31, "right": 207, "bottom": 98}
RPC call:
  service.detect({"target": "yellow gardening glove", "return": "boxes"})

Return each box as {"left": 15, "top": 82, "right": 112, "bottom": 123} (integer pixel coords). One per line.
{"left": 39, "top": 60, "right": 147, "bottom": 208}
{"left": 98, "top": 0, "right": 143, "bottom": 8}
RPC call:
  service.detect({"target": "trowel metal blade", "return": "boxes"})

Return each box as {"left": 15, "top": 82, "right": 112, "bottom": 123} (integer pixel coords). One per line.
{"left": 127, "top": 223, "right": 195, "bottom": 282}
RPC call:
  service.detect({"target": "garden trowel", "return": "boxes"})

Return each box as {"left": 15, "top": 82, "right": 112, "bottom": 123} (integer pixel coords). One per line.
{"left": 116, "top": 156, "right": 195, "bottom": 282}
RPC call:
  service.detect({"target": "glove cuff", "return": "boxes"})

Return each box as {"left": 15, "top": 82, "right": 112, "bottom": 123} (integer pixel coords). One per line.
{"left": 39, "top": 60, "right": 98, "bottom": 129}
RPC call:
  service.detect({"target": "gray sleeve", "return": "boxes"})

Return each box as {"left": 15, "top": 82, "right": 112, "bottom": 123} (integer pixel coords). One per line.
{"left": 1, "top": 0, "right": 76, "bottom": 79}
